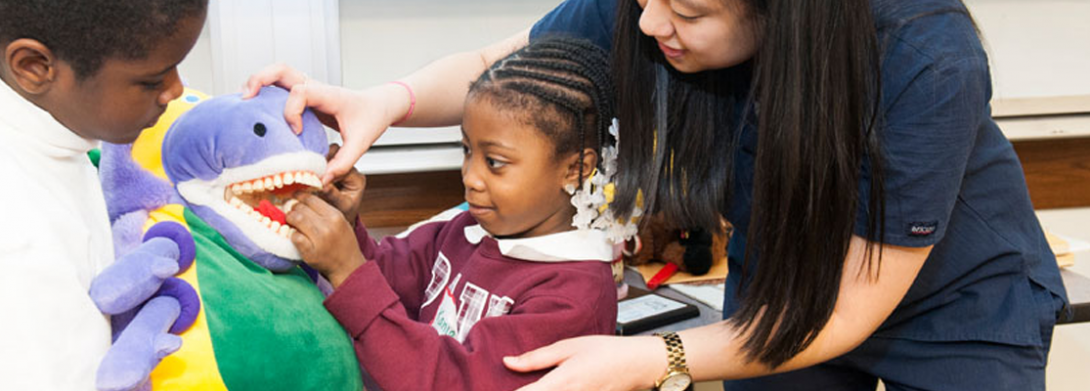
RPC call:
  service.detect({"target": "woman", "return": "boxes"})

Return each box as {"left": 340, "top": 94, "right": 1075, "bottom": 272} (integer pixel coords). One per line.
{"left": 245, "top": 0, "right": 1068, "bottom": 390}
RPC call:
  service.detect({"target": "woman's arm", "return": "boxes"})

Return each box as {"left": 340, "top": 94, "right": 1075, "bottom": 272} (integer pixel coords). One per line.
{"left": 506, "top": 235, "right": 932, "bottom": 391}
{"left": 242, "top": 29, "right": 530, "bottom": 183}
{"left": 387, "top": 28, "right": 530, "bottom": 128}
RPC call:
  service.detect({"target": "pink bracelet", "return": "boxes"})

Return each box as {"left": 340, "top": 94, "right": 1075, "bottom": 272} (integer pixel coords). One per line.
{"left": 388, "top": 81, "right": 415, "bottom": 126}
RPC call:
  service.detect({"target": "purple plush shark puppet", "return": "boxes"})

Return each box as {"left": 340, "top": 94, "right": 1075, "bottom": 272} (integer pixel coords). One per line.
{"left": 90, "top": 86, "right": 362, "bottom": 391}
{"left": 163, "top": 86, "right": 329, "bottom": 272}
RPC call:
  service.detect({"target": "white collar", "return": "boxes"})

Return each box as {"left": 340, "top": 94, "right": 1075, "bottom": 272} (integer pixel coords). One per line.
{"left": 463, "top": 224, "right": 620, "bottom": 263}
{"left": 0, "top": 79, "right": 98, "bottom": 154}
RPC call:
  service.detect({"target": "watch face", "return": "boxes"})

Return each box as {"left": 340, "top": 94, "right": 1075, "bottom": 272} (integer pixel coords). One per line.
{"left": 661, "top": 374, "right": 692, "bottom": 391}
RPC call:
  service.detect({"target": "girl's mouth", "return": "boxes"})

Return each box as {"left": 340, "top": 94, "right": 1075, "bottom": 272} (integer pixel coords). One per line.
{"left": 468, "top": 203, "right": 494, "bottom": 217}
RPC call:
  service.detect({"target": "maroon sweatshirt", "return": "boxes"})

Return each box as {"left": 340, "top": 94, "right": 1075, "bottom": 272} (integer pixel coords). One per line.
{"left": 325, "top": 212, "right": 618, "bottom": 391}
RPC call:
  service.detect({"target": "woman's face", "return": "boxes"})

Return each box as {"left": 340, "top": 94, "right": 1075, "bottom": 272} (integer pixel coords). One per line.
{"left": 636, "top": 0, "right": 760, "bottom": 73}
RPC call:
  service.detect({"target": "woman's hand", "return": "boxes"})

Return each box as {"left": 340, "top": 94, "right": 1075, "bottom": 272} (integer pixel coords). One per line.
{"left": 286, "top": 192, "right": 366, "bottom": 289}
{"left": 242, "top": 63, "right": 412, "bottom": 185}
{"left": 319, "top": 144, "right": 367, "bottom": 226}
{"left": 504, "top": 335, "right": 666, "bottom": 391}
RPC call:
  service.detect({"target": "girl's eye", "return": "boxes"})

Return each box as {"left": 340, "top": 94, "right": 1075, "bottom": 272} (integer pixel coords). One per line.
{"left": 462, "top": 144, "right": 470, "bottom": 156}
{"left": 486, "top": 157, "right": 507, "bottom": 169}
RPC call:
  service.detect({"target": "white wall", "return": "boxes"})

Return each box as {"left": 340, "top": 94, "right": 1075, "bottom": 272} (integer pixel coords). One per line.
{"left": 179, "top": 0, "right": 1090, "bottom": 99}
{"left": 963, "top": 0, "right": 1090, "bottom": 101}
{"left": 176, "top": 0, "right": 1090, "bottom": 163}
{"left": 180, "top": 0, "right": 562, "bottom": 173}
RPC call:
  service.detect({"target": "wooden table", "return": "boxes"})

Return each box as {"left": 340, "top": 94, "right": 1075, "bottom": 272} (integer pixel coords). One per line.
{"left": 625, "top": 208, "right": 1090, "bottom": 332}
{"left": 1039, "top": 208, "right": 1090, "bottom": 324}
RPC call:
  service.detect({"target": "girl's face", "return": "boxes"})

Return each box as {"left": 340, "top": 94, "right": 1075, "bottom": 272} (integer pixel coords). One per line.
{"left": 460, "top": 97, "right": 581, "bottom": 239}
{"left": 636, "top": 0, "right": 760, "bottom": 73}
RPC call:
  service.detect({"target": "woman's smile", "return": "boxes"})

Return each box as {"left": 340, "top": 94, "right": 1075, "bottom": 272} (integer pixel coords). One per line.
{"left": 658, "top": 41, "right": 684, "bottom": 58}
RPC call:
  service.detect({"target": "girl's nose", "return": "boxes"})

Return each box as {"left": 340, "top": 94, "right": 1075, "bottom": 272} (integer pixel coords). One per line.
{"left": 462, "top": 160, "right": 485, "bottom": 193}
{"left": 639, "top": 0, "right": 675, "bottom": 40}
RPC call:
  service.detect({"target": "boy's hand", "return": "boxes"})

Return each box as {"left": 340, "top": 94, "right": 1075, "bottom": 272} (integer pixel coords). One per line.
{"left": 320, "top": 144, "right": 366, "bottom": 226}
{"left": 287, "top": 192, "right": 366, "bottom": 289}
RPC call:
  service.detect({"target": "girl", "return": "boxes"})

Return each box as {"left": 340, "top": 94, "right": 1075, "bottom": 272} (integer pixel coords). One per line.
{"left": 247, "top": 0, "right": 1068, "bottom": 390}
{"left": 285, "top": 37, "right": 626, "bottom": 391}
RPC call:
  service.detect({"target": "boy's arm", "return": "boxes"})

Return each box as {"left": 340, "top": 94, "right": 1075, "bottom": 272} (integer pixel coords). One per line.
{"left": 324, "top": 265, "right": 616, "bottom": 391}
{"left": 0, "top": 245, "right": 111, "bottom": 390}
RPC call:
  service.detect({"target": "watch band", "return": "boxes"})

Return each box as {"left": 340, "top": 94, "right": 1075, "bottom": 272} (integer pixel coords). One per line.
{"left": 654, "top": 331, "right": 691, "bottom": 390}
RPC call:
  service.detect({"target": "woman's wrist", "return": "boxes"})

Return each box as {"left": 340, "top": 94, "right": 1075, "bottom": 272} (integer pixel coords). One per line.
{"left": 372, "top": 81, "right": 415, "bottom": 127}
{"left": 635, "top": 335, "right": 671, "bottom": 389}
{"left": 387, "top": 81, "right": 415, "bottom": 126}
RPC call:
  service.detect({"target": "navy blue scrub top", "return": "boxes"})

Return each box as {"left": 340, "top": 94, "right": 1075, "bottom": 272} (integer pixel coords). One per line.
{"left": 533, "top": 0, "right": 1069, "bottom": 347}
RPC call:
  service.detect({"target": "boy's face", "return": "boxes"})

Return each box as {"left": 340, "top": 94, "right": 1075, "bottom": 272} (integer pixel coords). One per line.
{"left": 43, "top": 15, "right": 204, "bottom": 144}
{"left": 461, "top": 97, "right": 578, "bottom": 239}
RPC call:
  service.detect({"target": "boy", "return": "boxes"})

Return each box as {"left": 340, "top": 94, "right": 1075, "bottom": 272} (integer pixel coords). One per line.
{"left": 0, "top": 1, "right": 207, "bottom": 389}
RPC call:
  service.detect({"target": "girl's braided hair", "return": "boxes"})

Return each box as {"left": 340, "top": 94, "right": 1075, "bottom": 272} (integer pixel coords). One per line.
{"left": 468, "top": 36, "right": 615, "bottom": 182}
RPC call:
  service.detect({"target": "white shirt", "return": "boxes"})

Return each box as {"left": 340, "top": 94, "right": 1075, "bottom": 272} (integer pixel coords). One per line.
{"left": 0, "top": 80, "right": 114, "bottom": 391}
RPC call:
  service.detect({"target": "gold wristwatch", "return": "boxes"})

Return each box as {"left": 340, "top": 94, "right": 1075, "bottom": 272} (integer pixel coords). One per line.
{"left": 654, "top": 331, "right": 692, "bottom": 391}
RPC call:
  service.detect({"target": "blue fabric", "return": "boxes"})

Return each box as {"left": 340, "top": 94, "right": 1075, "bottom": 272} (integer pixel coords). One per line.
{"left": 530, "top": 0, "right": 616, "bottom": 51}
{"left": 720, "top": 279, "right": 1061, "bottom": 391}
{"left": 534, "top": 0, "right": 1069, "bottom": 386}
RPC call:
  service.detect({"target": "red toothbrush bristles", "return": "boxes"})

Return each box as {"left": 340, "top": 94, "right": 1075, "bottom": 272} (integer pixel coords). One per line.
{"left": 255, "top": 199, "right": 287, "bottom": 225}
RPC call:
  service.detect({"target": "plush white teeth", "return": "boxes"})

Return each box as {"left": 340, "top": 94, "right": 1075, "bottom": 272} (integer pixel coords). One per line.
{"left": 228, "top": 195, "right": 295, "bottom": 236}
{"left": 222, "top": 170, "right": 325, "bottom": 238}
{"left": 231, "top": 171, "right": 323, "bottom": 196}
{"left": 283, "top": 199, "right": 298, "bottom": 214}
{"left": 301, "top": 173, "right": 321, "bottom": 188}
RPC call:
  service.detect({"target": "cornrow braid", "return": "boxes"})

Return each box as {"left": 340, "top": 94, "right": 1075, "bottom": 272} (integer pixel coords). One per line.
{"left": 469, "top": 36, "right": 615, "bottom": 183}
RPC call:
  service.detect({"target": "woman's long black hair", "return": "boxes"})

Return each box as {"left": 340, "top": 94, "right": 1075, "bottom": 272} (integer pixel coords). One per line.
{"left": 610, "top": 0, "right": 885, "bottom": 368}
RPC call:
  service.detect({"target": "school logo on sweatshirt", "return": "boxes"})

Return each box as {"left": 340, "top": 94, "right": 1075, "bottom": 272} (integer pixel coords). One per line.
{"left": 427, "top": 252, "right": 513, "bottom": 343}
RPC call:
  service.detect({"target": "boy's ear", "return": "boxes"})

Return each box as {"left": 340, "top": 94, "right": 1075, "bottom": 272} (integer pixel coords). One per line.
{"left": 4, "top": 38, "right": 58, "bottom": 95}
{"left": 563, "top": 148, "right": 600, "bottom": 187}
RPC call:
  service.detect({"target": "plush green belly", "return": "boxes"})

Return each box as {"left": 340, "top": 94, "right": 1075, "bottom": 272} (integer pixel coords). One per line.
{"left": 186, "top": 208, "right": 362, "bottom": 391}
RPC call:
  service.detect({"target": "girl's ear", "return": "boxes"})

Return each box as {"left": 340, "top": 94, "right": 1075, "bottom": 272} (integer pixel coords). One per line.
{"left": 3, "top": 38, "right": 58, "bottom": 95}
{"left": 563, "top": 148, "right": 600, "bottom": 188}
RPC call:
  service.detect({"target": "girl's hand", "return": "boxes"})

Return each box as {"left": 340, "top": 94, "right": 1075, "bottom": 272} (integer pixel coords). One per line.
{"left": 319, "top": 144, "right": 366, "bottom": 226}
{"left": 286, "top": 192, "right": 366, "bottom": 288}
{"left": 504, "top": 335, "right": 666, "bottom": 391}
{"left": 242, "top": 63, "right": 411, "bottom": 185}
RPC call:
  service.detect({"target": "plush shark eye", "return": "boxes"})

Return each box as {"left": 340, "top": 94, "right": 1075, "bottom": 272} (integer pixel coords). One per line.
{"left": 253, "top": 123, "right": 267, "bottom": 137}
